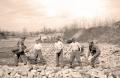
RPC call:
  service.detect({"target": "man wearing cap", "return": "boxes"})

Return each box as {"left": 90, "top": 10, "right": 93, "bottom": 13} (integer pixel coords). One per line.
{"left": 12, "top": 37, "right": 27, "bottom": 66}
{"left": 87, "top": 41, "right": 101, "bottom": 68}
{"left": 68, "top": 38, "right": 82, "bottom": 68}
{"left": 27, "top": 39, "right": 45, "bottom": 64}
{"left": 54, "top": 37, "right": 64, "bottom": 67}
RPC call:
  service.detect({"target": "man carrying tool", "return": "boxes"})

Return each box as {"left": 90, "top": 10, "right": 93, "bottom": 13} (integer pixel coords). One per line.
{"left": 12, "top": 36, "right": 27, "bottom": 66}
{"left": 87, "top": 40, "right": 101, "bottom": 68}
{"left": 27, "top": 39, "right": 45, "bottom": 64}
{"left": 68, "top": 38, "right": 82, "bottom": 68}
{"left": 54, "top": 37, "right": 64, "bottom": 67}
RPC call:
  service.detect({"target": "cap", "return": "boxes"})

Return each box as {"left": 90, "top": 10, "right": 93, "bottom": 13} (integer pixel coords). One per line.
{"left": 20, "top": 36, "right": 26, "bottom": 39}
{"left": 71, "top": 37, "right": 76, "bottom": 42}
{"left": 56, "top": 36, "right": 62, "bottom": 41}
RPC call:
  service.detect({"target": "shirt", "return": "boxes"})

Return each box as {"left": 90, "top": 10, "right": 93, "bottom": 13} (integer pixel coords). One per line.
{"left": 55, "top": 41, "right": 64, "bottom": 50}
{"left": 33, "top": 43, "right": 42, "bottom": 50}
{"left": 70, "top": 42, "right": 81, "bottom": 51}
{"left": 89, "top": 45, "right": 100, "bottom": 56}
{"left": 17, "top": 39, "right": 24, "bottom": 47}
{"left": 88, "top": 44, "right": 101, "bottom": 57}
{"left": 17, "top": 39, "right": 26, "bottom": 52}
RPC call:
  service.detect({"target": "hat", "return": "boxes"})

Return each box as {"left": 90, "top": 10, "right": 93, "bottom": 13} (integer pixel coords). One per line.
{"left": 88, "top": 40, "right": 93, "bottom": 43}
{"left": 56, "top": 38, "right": 61, "bottom": 41}
{"left": 56, "top": 36, "right": 62, "bottom": 41}
{"left": 35, "top": 38, "right": 41, "bottom": 42}
{"left": 93, "top": 39, "right": 98, "bottom": 44}
{"left": 71, "top": 37, "right": 76, "bottom": 42}
{"left": 20, "top": 36, "right": 26, "bottom": 39}
{"left": 88, "top": 39, "right": 97, "bottom": 44}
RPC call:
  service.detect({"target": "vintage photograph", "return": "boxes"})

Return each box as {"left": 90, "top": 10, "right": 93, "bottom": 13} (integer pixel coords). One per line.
{"left": 0, "top": 0, "right": 120, "bottom": 78}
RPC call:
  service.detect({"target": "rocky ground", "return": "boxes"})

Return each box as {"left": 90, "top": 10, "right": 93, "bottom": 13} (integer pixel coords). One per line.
{"left": 0, "top": 43, "right": 120, "bottom": 78}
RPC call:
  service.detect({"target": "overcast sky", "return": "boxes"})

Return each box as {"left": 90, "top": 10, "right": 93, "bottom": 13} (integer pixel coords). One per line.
{"left": 0, "top": 0, "right": 120, "bottom": 32}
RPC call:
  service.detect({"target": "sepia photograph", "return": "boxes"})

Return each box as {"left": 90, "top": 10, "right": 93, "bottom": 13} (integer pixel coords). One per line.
{"left": 0, "top": 0, "right": 120, "bottom": 78}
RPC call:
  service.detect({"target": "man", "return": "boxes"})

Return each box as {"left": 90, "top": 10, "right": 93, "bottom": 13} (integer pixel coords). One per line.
{"left": 54, "top": 37, "right": 64, "bottom": 67}
{"left": 68, "top": 38, "right": 82, "bottom": 68}
{"left": 87, "top": 41, "right": 101, "bottom": 68}
{"left": 27, "top": 39, "right": 45, "bottom": 64}
{"left": 12, "top": 36, "right": 27, "bottom": 66}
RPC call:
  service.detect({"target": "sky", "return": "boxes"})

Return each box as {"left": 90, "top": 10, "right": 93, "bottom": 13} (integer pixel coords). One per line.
{"left": 0, "top": 0, "right": 120, "bottom": 32}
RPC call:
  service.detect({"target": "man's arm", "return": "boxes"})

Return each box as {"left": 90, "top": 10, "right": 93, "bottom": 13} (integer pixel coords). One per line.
{"left": 87, "top": 46, "right": 91, "bottom": 57}
{"left": 93, "top": 46, "right": 100, "bottom": 58}
{"left": 54, "top": 43, "right": 57, "bottom": 49}
{"left": 87, "top": 50, "right": 91, "bottom": 57}
{"left": 60, "top": 42, "right": 64, "bottom": 49}
{"left": 77, "top": 43, "right": 82, "bottom": 52}
{"left": 25, "top": 45, "right": 34, "bottom": 53}
{"left": 68, "top": 43, "right": 72, "bottom": 51}
{"left": 17, "top": 41, "right": 19, "bottom": 46}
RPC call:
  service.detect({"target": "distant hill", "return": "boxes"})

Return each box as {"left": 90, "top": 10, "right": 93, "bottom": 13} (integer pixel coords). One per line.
{"left": 78, "top": 25, "right": 120, "bottom": 45}
{"left": 63, "top": 21, "right": 120, "bottom": 45}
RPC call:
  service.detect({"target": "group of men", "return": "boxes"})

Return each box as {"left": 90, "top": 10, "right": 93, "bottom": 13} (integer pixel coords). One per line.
{"left": 12, "top": 36, "right": 101, "bottom": 68}
{"left": 12, "top": 37, "right": 45, "bottom": 66}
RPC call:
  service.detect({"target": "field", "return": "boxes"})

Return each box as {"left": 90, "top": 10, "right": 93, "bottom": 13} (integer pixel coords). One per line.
{"left": 0, "top": 37, "right": 120, "bottom": 65}
{"left": 0, "top": 37, "right": 120, "bottom": 78}
{"left": 0, "top": 37, "right": 39, "bottom": 65}
{"left": 0, "top": 37, "right": 69, "bottom": 65}
{"left": 0, "top": 38, "right": 120, "bottom": 78}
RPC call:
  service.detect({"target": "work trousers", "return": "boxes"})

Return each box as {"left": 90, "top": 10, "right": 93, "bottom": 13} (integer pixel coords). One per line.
{"left": 91, "top": 53, "right": 100, "bottom": 67}
{"left": 70, "top": 50, "right": 81, "bottom": 66}
{"left": 28, "top": 50, "right": 45, "bottom": 64}
{"left": 14, "top": 52, "right": 27, "bottom": 66}
{"left": 56, "top": 49, "right": 63, "bottom": 66}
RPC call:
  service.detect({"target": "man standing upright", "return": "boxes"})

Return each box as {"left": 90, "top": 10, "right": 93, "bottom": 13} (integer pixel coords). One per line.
{"left": 12, "top": 36, "right": 27, "bottom": 66}
{"left": 27, "top": 39, "right": 45, "bottom": 64}
{"left": 68, "top": 38, "right": 82, "bottom": 68}
{"left": 87, "top": 41, "right": 101, "bottom": 68}
{"left": 54, "top": 37, "right": 64, "bottom": 67}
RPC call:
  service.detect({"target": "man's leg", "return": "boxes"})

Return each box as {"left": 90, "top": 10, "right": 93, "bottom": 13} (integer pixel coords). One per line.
{"left": 34, "top": 51, "right": 39, "bottom": 62}
{"left": 75, "top": 51, "right": 82, "bottom": 66}
{"left": 12, "top": 48, "right": 20, "bottom": 66}
{"left": 38, "top": 52, "right": 44, "bottom": 61}
{"left": 91, "top": 56, "right": 96, "bottom": 68}
{"left": 14, "top": 54, "right": 19, "bottom": 66}
{"left": 36, "top": 50, "right": 45, "bottom": 63}
{"left": 60, "top": 50, "right": 64, "bottom": 67}
{"left": 91, "top": 55, "right": 99, "bottom": 68}
{"left": 20, "top": 54, "right": 27, "bottom": 65}
{"left": 56, "top": 52, "right": 60, "bottom": 66}
{"left": 70, "top": 52, "right": 75, "bottom": 68}
{"left": 18, "top": 56, "right": 23, "bottom": 63}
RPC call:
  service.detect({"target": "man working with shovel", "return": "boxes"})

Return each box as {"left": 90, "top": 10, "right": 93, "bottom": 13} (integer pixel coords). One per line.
{"left": 87, "top": 40, "right": 101, "bottom": 68}
{"left": 26, "top": 39, "right": 45, "bottom": 64}
{"left": 12, "top": 36, "right": 27, "bottom": 66}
